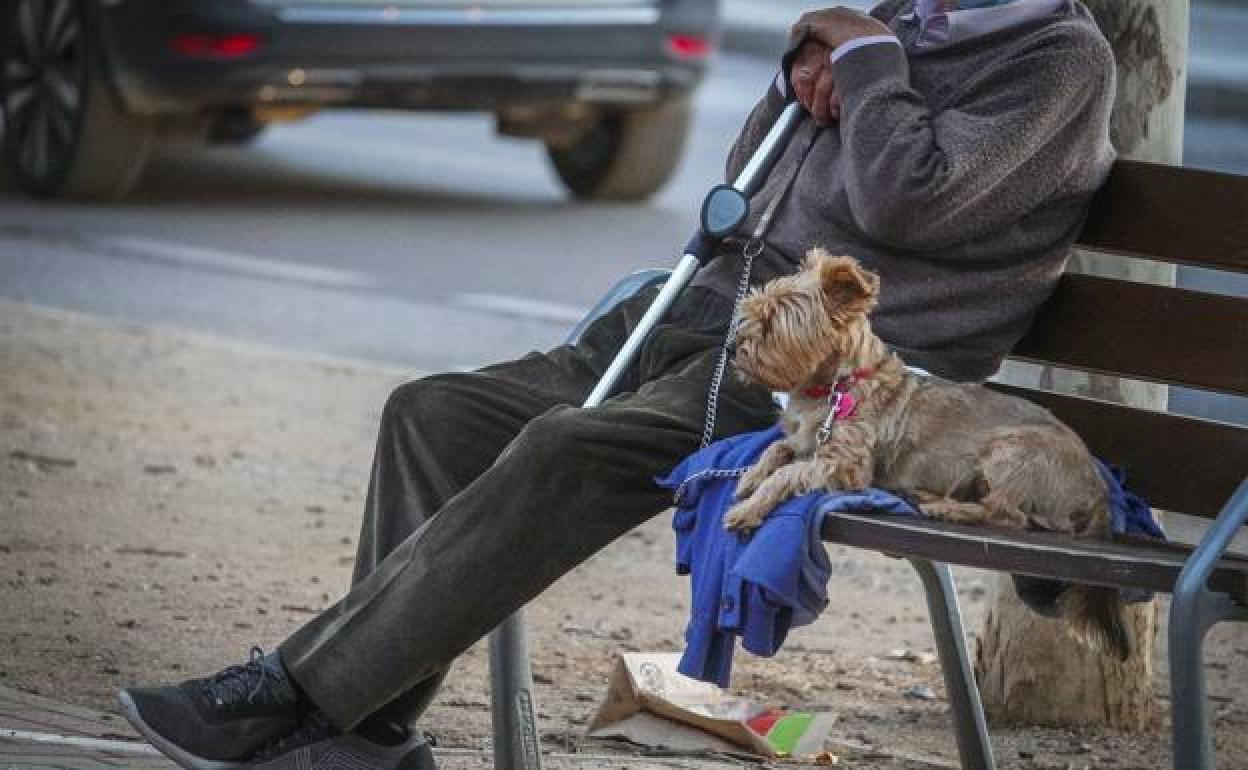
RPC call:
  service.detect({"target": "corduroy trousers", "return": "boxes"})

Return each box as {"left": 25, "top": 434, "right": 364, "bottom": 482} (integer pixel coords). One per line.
{"left": 278, "top": 287, "right": 778, "bottom": 730}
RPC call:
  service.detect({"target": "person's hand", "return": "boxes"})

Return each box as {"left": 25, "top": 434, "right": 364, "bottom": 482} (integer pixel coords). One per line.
{"left": 789, "top": 40, "right": 841, "bottom": 126}
{"left": 791, "top": 7, "right": 894, "bottom": 52}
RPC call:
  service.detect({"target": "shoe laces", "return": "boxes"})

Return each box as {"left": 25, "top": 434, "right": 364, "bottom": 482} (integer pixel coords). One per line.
{"left": 252, "top": 710, "right": 340, "bottom": 761}
{"left": 200, "top": 646, "right": 288, "bottom": 710}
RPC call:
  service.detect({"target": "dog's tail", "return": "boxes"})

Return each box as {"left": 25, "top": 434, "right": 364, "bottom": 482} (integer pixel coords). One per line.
{"left": 1060, "top": 584, "right": 1131, "bottom": 661}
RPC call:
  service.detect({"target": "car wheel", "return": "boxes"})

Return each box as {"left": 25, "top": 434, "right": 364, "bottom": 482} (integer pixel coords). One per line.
{"left": 547, "top": 96, "right": 691, "bottom": 202}
{"left": 1, "top": 0, "right": 154, "bottom": 200}
{"left": 208, "top": 109, "right": 268, "bottom": 145}
{"left": 0, "top": 111, "right": 10, "bottom": 192}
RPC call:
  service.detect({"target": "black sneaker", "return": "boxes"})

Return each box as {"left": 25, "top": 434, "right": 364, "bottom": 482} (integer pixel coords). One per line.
{"left": 248, "top": 709, "right": 340, "bottom": 762}
{"left": 245, "top": 720, "right": 436, "bottom": 770}
{"left": 118, "top": 647, "right": 304, "bottom": 770}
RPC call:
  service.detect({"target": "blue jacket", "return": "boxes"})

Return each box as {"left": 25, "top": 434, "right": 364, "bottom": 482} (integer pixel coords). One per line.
{"left": 658, "top": 426, "right": 1164, "bottom": 688}
{"left": 657, "top": 426, "right": 919, "bottom": 687}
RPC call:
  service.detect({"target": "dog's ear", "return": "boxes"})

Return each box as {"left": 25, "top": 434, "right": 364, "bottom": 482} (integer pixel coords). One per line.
{"left": 812, "top": 251, "right": 879, "bottom": 312}
{"left": 741, "top": 290, "right": 776, "bottom": 332}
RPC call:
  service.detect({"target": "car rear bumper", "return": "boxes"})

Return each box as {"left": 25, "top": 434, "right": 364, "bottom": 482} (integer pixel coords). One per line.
{"left": 93, "top": 0, "right": 717, "bottom": 114}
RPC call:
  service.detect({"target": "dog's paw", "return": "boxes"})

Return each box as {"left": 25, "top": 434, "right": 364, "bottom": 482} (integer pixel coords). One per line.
{"left": 830, "top": 463, "right": 871, "bottom": 491}
{"left": 723, "top": 502, "right": 766, "bottom": 533}
{"left": 734, "top": 469, "right": 766, "bottom": 500}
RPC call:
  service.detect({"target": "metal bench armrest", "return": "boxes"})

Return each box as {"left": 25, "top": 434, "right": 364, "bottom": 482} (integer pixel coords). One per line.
{"left": 1175, "top": 476, "right": 1248, "bottom": 602}
{"left": 1168, "top": 476, "right": 1248, "bottom": 770}
{"left": 563, "top": 269, "right": 672, "bottom": 346}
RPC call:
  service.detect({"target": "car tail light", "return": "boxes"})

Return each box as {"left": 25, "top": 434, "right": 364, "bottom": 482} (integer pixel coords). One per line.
{"left": 170, "top": 33, "right": 263, "bottom": 59}
{"left": 666, "top": 34, "right": 712, "bottom": 60}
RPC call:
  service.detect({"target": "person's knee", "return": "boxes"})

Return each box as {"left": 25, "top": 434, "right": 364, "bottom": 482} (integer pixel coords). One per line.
{"left": 507, "top": 406, "right": 595, "bottom": 472}
{"left": 379, "top": 376, "right": 470, "bottom": 436}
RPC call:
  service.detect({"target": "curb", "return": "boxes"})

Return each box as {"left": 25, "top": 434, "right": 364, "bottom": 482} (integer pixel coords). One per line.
{"left": 719, "top": 21, "right": 1248, "bottom": 122}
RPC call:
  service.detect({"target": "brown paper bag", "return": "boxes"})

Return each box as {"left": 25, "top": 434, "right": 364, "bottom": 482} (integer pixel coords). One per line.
{"left": 588, "top": 653, "right": 836, "bottom": 758}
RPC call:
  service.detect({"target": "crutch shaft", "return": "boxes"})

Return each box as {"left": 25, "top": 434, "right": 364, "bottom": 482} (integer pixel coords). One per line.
{"left": 581, "top": 101, "right": 804, "bottom": 408}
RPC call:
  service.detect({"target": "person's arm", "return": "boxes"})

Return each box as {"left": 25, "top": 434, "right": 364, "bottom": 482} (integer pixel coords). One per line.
{"left": 832, "top": 29, "right": 1115, "bottom": 253}
{"left": 726, "top": 7, "right": 901, "bottom": 182}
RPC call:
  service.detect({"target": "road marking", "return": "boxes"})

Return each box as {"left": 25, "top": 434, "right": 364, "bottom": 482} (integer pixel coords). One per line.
{"left": 1, "top": 728, "right": 161, "bottom": 755}
{"left": 450, "top": 292, "right": 586, "bottom": 324}
{"left": 92, "top": 235, "right": 376, "bottom": 291}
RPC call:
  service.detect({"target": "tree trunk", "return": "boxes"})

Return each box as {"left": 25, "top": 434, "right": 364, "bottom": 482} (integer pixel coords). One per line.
{"left": 973, "top": 0, "right": 1189, "bottom": 730}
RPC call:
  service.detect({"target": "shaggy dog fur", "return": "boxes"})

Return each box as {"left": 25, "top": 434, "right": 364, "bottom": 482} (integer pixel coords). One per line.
{"left": 726, "top": 250, "right": 1130, "bottom": 660}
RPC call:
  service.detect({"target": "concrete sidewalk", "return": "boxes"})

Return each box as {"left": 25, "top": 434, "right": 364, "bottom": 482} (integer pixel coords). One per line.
{"left": 5, "top": 300, "right": 1247, "bottom": 769}
{"left": 0, "top": 302, "right": 772, "bottom": 769}
{"left": 0, "top": 301, "right": 955, "bottom": 769}
{"left": 0, "top": 684, "right": 759, "bottom": 770}
{"left": 719, "top": 0, "right": 1248, "bottom": 120}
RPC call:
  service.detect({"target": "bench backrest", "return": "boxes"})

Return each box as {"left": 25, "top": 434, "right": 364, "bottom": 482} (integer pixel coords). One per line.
{"left": 996, "top": 160, "right": 1248, "bottom": 520}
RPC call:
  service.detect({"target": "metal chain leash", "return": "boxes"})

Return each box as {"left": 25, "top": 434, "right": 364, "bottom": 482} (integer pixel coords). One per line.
{"left": 698, "top": 127, "right": 820, "bottom": 449}
{"left": 671, "top": 466, "right": 750, "bottom": 506}
{"left": 700, "top": 238, "right": 761, "bottom": 449}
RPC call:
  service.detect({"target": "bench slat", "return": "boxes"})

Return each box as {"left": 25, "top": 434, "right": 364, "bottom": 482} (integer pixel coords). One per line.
{"left": 988, "top": 384, "right": 1248, "bottom": 519}
{"left": 1010, "top": 274, "right": 1248, "bottom": 396}
{"left": 820, "top": 513, "right": 1248, "bottom": 601}
{"left": 1077, "top": 160, "right": 1248, "bottom": 273}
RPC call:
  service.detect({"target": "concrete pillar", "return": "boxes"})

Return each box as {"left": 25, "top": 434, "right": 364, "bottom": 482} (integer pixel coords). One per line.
{"left": 976, "top": 0, "right": 1189, "bottom": 729}
{"left": 1055, "top": 0, "right": 1189, "bottom": 410}
{"left": 1091, "top": 0, "right": 1189, "bottom": 163}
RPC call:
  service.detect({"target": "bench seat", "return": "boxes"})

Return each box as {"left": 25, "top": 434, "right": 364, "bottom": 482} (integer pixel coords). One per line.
{"left": 820, "top": 513, "right": 1248, "bottom": 602}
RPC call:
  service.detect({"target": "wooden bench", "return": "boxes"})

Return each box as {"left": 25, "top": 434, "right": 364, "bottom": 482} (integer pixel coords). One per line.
{"left": 819, "top": 159, "right": 1248, "bottom": 770}
{"left": 486, "top": 159, "right": 1248, "bottom": 770}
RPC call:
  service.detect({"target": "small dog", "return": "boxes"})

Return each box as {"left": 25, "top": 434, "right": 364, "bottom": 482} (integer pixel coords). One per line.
{"left": 725, "top": 249, "right": 1129, "bottom": 660}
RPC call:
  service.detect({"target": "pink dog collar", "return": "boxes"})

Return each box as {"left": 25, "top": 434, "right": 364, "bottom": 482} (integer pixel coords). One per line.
{"left": 832, "top": 391, "right": 858, "bottom": 421}
{"left": 810, "top": 368, "right": 874, "bottom": 443}
{"left": 803, "top": 368, "right": 874, "bottom": 409}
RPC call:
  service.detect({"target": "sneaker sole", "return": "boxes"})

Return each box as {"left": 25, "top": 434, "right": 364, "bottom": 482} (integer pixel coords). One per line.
{"left": 397, "top": 741, "right": 437, "bottom": 770}
{"left": 117, "top": 689, "right": 245, "bottom": 770}
{"left": 245, "top": 732, "right": 439, "bottom": 770}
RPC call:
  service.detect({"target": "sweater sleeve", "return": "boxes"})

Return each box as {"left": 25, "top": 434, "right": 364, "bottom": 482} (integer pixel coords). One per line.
{"left": 832, "top": 29, "right": 1114, "bottom": 253}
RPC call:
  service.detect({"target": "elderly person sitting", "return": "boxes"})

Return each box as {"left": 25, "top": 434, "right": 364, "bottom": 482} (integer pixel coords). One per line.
{"left": 119, "top": 2, "right": 1116, "bottom": 768}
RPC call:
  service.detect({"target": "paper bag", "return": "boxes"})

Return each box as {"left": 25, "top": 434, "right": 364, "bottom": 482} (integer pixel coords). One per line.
{"left": 588, "top": 653, "right": 837, "bottom": 758}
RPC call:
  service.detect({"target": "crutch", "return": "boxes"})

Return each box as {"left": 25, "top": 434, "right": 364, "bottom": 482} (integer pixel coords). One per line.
{"left": 489, "top": 100, "right": 807, "bottom": 770}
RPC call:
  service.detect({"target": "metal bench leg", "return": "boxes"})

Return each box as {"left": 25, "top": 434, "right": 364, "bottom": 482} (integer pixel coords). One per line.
{"left": 1168, "top": 478, "right": 1248, "bottom": 770}
{"left": 489, "top": 611, "right": 544, "bottom": 770}
{"left": 1167, "top": 592, "right": 1248, "bottom": 770}
{"left": 908, "top": 559, "right": 995, "bottom": 770}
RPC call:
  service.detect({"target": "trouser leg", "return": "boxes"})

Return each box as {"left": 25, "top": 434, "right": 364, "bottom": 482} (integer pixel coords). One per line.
{"left": 350, "top": 282, "right": 681, "bottom": 580}
{"left": 331, "top": 290, "right": 664, "bottom": 728}
{"left": 350, "top": 358, "right": 593, "bottom": 585}
{"left": 345, "top": 364, "right": 581, "bottom": 728}
{"left": 279, "top": 311, "right": 777, "bottom": 730}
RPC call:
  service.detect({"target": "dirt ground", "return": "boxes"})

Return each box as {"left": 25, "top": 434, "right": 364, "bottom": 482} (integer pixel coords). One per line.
{"left": 2, "top": 301, "right": 1246, "bottom": 770}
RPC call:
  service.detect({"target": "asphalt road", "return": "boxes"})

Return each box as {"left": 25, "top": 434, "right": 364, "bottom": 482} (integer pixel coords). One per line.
{"left": 1, "top": 51, "right": 1245, "bottom": 418}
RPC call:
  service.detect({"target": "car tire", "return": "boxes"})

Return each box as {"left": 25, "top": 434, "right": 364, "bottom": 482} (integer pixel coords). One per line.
{"left": 547, "top": 95, "right": 691, "bottom": 202}
{"left": 0, "top": 113, "right": 10, "bottom": 192}
{"left": 1, "top": 0, "right": 155, "bottom": 200}
{"left": 208, "top": 110, "right": 268, "bottom": 145}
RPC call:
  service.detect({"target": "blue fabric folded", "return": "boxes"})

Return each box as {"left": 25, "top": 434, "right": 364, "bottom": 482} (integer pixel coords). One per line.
{"left": 1100, "top": 460, "right": 1165, "bottom": 539}
{"left": 657, "top": 426, "right": 920, "bottom": 687}
{"left": 1014, "top": 459, "right": 1164, "bottom": 612}
{"left": 658, "top": 425, "right": 1165, "bottom": 688}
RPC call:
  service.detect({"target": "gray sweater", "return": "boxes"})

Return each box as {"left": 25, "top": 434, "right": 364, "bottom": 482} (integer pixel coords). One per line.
{"left": 693, "top": 0, "right": 1116, "bottom": 382}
